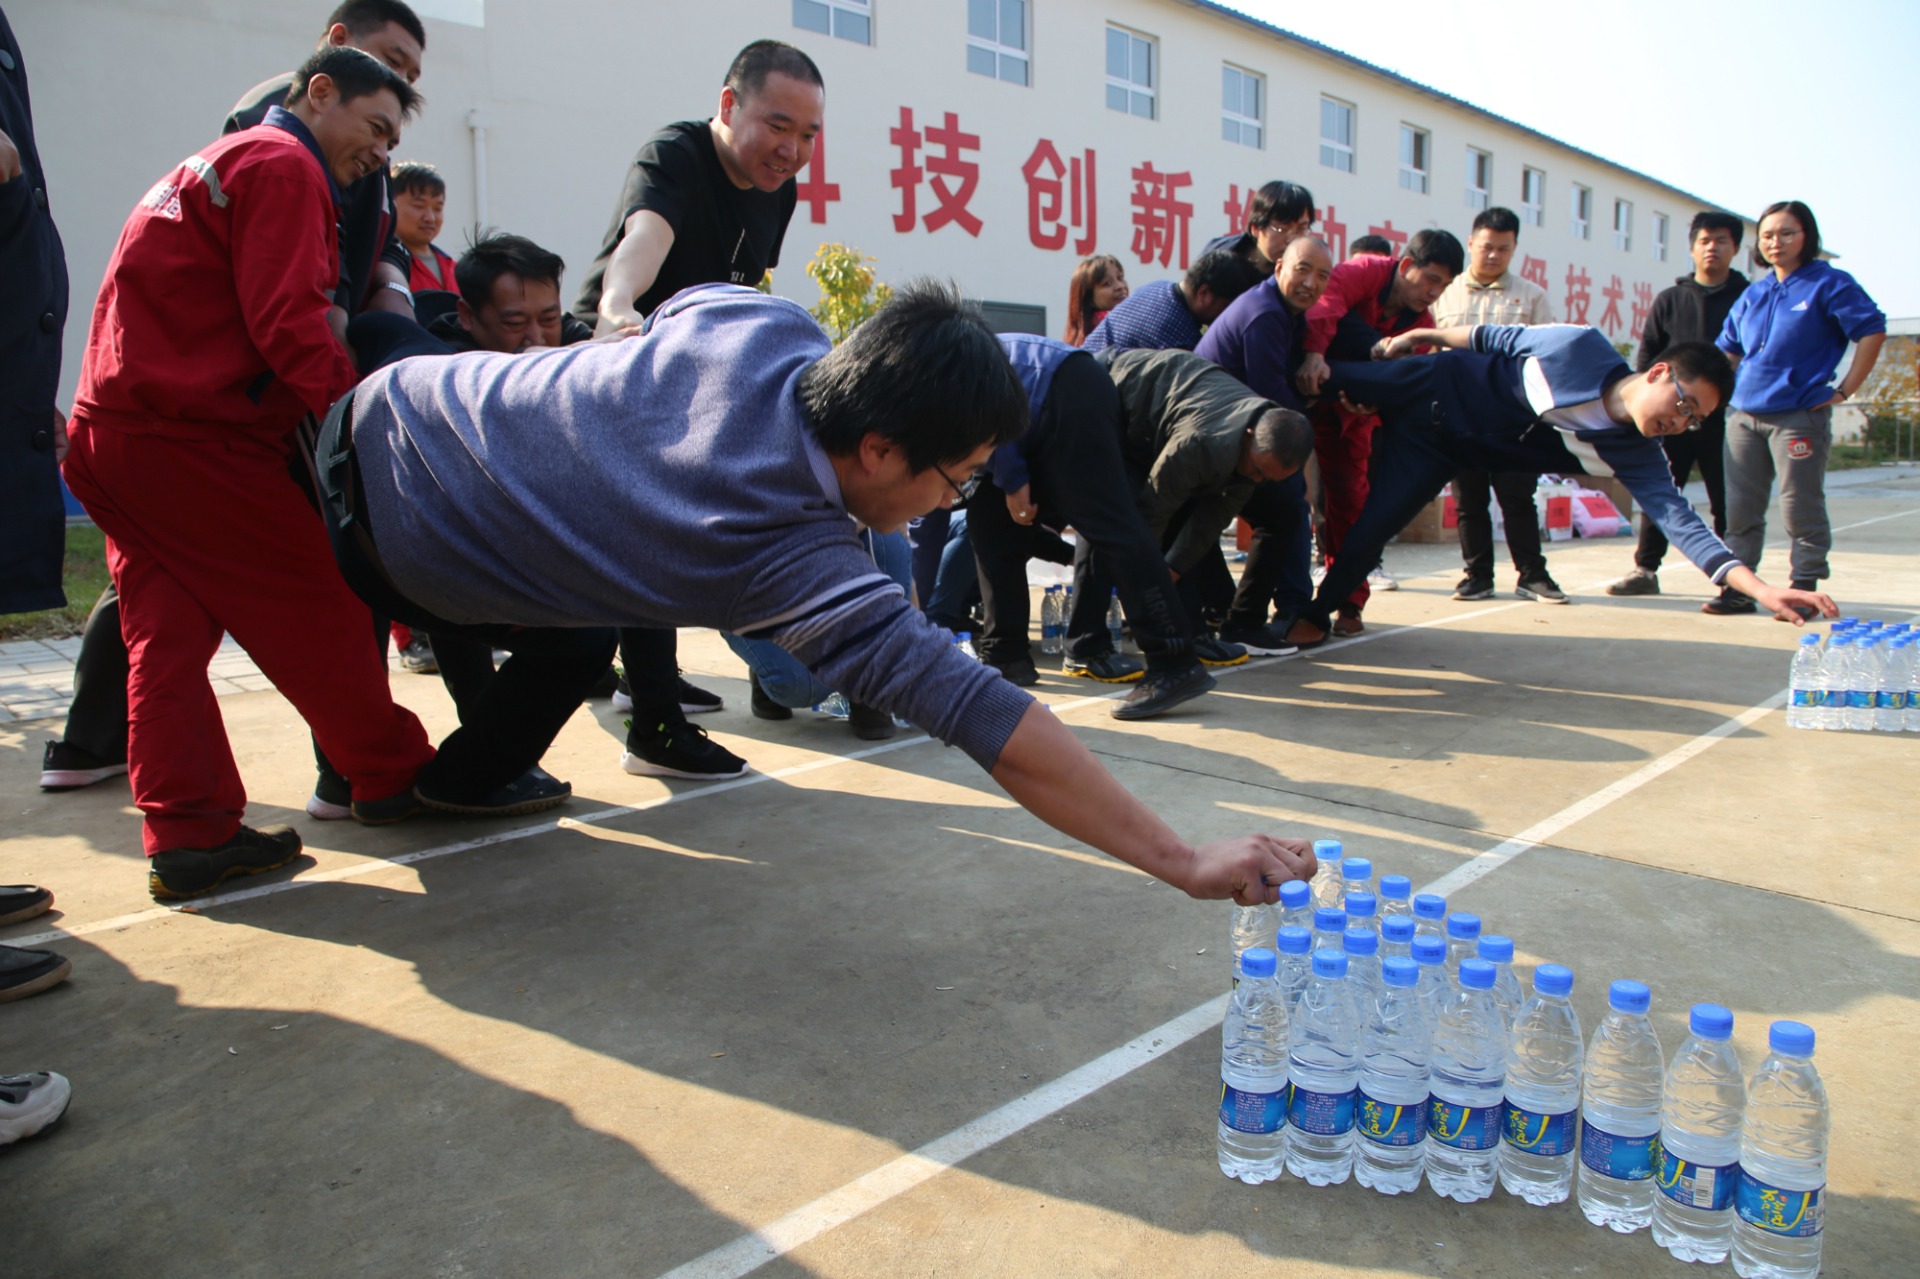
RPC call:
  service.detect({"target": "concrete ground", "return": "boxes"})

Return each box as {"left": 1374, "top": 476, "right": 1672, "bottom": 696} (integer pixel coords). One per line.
{"left": 5, "top": 470, "right": 1918, "bottom": 1278}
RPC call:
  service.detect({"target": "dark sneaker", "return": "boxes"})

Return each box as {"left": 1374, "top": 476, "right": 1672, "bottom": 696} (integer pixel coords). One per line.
{"left": 1217, "top": 621, "right": 1299, "bottom": 657}
{"left": 677, "top": 674, "right": 724, "bottom": 715}
{"left": 417, "top": 767, "right": 573, "bottom": 817}
{"left": 0, "top": 1071, "right": 72, "bottom": 1145}
{"left": 1606, "top": 570, "right": 1660, "bottom": 597}
{"left": 352, "top": 786, "right": 425, "bottom": 826}
{"left": 585, "top": 664, "right": 620, "bottom": 700}
{"left": 1516, "top": 574, "right": 1569, "bottom": 604}
{"left": 1194, "top": 634, "right": 1250, "bottom": 667}
{"left": 1452, "top": 577, "right": 1495, "bottom": 601}
{"left": 1112, "top": 664, "right": 1216, "bottom": 721}
{"left": 0, "top": 885, "right": 54, "bottom": 928}
{"left": 149, "top": 824, "right": 304, "bottom": 901}
{"left": 1702, "top": 588, "right": 1757, "bottom": 616}
{"left": 1061, "top": 651, "right": 1145, "bottom": 682}
{"left": 396, "top": 636, "right": 439, "bottom": 674}
{"left": 749, "top": 671, "right": 793, "bottom": 721}
{"left": 0, "top": 946, "right": 71, "bottom": 1004}
{"left": 986, "top": 652, "right": 1040, "bottom": 687}
{"left": 848, "top": 701, "right": 898, "bottom": 741}
{"left": 38, "top": 740, "right": 127, "bottom": 792}
{"left": 611, "top": 672, "right": 633, "bottom": 713}
{"left": 621, "top": 720, "right": 748, "bottom": 781}
{"left": 306, "top": 766, "right": 352, "bottom": 821}
{"left": 1331, "top": 613, "right": 1365, "bottom": 637}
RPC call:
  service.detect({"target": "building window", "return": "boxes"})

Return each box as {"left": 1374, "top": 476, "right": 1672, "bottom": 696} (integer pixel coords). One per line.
{"left": 1466, "top": 148, "right": 1492, "bottom": 211}
{"left": 1614, "top": 199, "right": 1633, "bottom": 251}
{"left": 792, "top": 0, "right": 870, "bottom": 44}
{"left": 1522, "top": 166, "right": 1546, "bottom": 226}
{"left": 1653, "top": 213, "right": 1669, "bottom": 262}
{"left": 1571, "top": 184, "right": 1592, "bottom": 239}
{"left": 1221, "top": 64, "right": 1263, "bottom": 148}
{"left": 1106, "top": 25, "right": 1155, "bottom": 119}
{"left": 1398, "top": 125, "right": 1429, "bottom": 193}
{"left": 1319, "top": 96, "right": 1354, "bottom": 172}
{"left": 967, "top": 0, "right": 1028, "bottom": 86}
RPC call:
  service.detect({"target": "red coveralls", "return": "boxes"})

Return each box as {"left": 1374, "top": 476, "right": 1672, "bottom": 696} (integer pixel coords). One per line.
{"left": 1302, "top": 256, "right": 1434, "bottom": 614}
{"left": 62, "top": 118, "right": 434, "bottom": 856}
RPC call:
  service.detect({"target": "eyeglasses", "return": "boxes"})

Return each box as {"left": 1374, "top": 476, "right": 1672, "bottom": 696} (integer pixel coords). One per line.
{"left": 1670, "top": 374, "right": 1705, "bottom": 432}
{"left": 934, "top": 461, "right": 985, "bottom": 501}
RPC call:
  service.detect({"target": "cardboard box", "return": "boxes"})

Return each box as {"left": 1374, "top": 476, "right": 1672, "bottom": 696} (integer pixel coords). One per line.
{"left": 1585, "top": 475, "right": 1636, "bottom": 523}
{"left": 1394, "top": 485, "right": 1455, "bottom": 543}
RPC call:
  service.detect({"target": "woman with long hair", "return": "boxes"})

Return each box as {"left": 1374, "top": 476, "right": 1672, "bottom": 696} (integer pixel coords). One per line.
{"left": 1063, "top": 254, "right": 1127, "bottom": 346}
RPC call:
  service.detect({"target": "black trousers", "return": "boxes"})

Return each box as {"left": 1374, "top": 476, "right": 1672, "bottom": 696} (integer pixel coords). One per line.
{"left": 1223, "top": 472, "right": 1314, "bottom": 629}
{"left": 1454, "top": 468, "right": 1546, "bottom": 581}
{"left": 1636, "top": 417, "right": 1727, "bottom": 571}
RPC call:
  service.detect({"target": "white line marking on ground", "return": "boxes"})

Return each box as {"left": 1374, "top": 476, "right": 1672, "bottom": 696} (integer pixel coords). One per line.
{"left": 652, "top": 685, "right": 1789, "bottom": 1279}
{"left": 1830, "top": 506, "right": 1920, "bottom": 534}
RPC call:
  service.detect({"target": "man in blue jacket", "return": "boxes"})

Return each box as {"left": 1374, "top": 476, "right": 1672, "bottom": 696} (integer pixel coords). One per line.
{"left": 1280, "top": 323, "right": 1835, "bottom": 646}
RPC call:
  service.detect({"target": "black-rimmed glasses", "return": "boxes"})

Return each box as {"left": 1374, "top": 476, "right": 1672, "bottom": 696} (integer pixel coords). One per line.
{"left": 935, "top": 461, "right": 986, "bottom": 501}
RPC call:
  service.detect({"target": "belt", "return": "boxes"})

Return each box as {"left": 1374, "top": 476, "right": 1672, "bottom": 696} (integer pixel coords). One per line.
{"left": 312, "top": 392, "right": 409, "bottom": 599}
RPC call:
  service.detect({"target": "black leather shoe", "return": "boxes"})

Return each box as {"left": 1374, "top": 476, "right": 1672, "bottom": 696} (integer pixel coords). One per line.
{"left": 848, "top": 701, "right": 898, "bottom": 741}
{"left": 0, "top": 885, "right": 54, "bottom": 928}
{"left": 149, "top": 825, "right": 304, "bottom": 901}
{"left": 417, "top": 768, "right": 573, "bottom": 816}
{"left": 749, "top": 671, "right": 793, "bottom": 721}
{"left": 1112, "top": 664, "right": 1215, "bottom": 720}
{"left": 986, "top": 653, "right": 1040, "bottom": 687}
{"left": 0, "top": 946, "right": 71, "bottom": 1004}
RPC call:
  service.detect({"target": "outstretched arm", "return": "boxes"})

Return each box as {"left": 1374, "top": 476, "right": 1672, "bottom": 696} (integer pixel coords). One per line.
{"left": 1721, "top": 566, "right": 1837, "bottom": 624}
{"left": 1374, "top": 326, "right": 1477, "bottom": 359}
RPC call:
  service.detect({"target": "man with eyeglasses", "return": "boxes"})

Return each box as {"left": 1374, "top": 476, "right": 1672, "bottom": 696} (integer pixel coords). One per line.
{"left": 1278, "top": 322, "right": 1835, "bottom": 649}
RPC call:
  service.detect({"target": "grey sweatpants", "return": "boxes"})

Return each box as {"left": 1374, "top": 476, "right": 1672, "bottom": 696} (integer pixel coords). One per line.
{"left": 1724, "top": 405, "right": 1832, "bottom": 585}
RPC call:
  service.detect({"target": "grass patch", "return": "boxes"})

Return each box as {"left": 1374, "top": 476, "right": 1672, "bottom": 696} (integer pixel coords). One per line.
{"left": 0, "top": 523, "right": 108, "bottom": 642}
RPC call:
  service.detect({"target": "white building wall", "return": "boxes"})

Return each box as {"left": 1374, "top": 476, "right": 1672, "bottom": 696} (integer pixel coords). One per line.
{"left": 17, "top": 0, "right": 1742, "bottom": 405}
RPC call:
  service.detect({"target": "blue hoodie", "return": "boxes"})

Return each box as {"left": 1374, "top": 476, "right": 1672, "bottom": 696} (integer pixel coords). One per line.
{"left": 1717, "top": 260, "right": 1885, "bottom": 415}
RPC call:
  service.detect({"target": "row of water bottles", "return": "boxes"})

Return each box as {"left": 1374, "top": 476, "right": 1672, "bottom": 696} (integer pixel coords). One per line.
{"left": 1786, "top": 617, "right": 1919, "bottom": 732}
{"left": 1036, "top": 586, "right": 1131, "bottom": 655}
{"left": 1219, "top": 840, "right": 1829, "bottom": 1277}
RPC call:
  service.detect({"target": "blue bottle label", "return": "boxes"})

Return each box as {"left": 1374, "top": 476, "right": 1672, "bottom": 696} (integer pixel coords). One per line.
{"left": 1790, "top": 689, "right": 1820, "bottom": 708}
{"left": 1356, "top": 1088, "right": 1426, "bottom": 1146}
{"left": 1735, "top": 1170, "right": 1823, "bottom": 1238}
{"left": 1847, "top": 690, "right": 1874, "bottom": 709}
{"left": 1429, "top": 1097, "right": 1503, "bottom": 1150}
{"left": 1579, "top": 1119, "right": 1656, "bottom": 1179}
{"left": 1287, "top": 1084, "right": 1356, "bottom": 1136}
{"left": 1503, "top": 1104, "right": 1578, "bottom": 1156}
{"left": 1876, "top": 690, "right": 1898, "bottom": 709}
{"left": 1218, "top": 1080, "right": 1285, "bottom": 1135}
{"left": 1657, "top": 1149, "right": 1738, "bottom": 1211}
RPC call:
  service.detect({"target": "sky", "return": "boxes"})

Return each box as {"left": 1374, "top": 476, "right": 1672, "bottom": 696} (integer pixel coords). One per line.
{"left": 1224, "top": 0, "right": 1920, "bottom": 317}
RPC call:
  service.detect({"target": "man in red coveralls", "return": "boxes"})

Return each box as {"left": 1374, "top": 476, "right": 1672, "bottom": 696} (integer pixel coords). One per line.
{"left": 1293, "top": 230, "right": 1463, "bottom": 638}
{"left": 62, "top": 48, "right": 432, "bottom": 901}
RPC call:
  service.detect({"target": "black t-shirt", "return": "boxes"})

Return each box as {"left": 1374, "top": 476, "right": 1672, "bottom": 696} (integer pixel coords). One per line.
{"left": 572, "top": 120, "right": 797, "bottom": 325}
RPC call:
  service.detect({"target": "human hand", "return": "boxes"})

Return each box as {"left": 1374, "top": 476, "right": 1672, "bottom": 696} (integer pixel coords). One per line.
{"left": 1337, "top": 392, "right": 1376, "bottom": 417}
{"left": 52, "top": 406, "right": 67, "bottom": 465}
{"left": 588, "top": 323, "right": 644, "bottom": 345}
{"left": 1006, "top": 483, "right": 1036, "bottom": 525}
{"left": 1295, "top": 352, "right": 1331, "bottom": 397}
{"left": 1815, "top": 389, "right": 1851, "bottom": 410}
{"left": 1372, "top": 333, "right": 1418, "bottom": 361}
{"left": 0, "top": 127, "right": 20, "bottom": 182}
{"left": 1757, "top": 584, "right": 1838, "bottom": 624}
{"left": 1177, "top": 835, "right": 1317, "bottom": 904}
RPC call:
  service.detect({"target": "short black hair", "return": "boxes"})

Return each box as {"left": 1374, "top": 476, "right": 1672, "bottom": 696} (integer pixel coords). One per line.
{"left": 324, "top": 0, "right": 425, "bottom": 50}
{"left": 1248, "top": 180, "right": 1315, "bottom": 230}
{"left": 1658, "top": 340, "right": 1736, "bottom": 406}
{"left": 389, "top": 160, "right": 444, "bottom": 198}
{"left": 1403, "top": 228, "right": 1465, "bottom": 277}
{"left": 800, "top": 280, "right": 1026, "bottom": 471}
{"left": 1758, "top": 200, "right": 1820, "bottom": 261}
{"left": 1349, "top": 235, "right": 1392, "bottom": 257}
{"left": 1471, "top": 206, "right": 1521, "bottom": 238}
{"left": 1251, "top": 407, "right": 1314, "bottom": 470}
{"left": 1689, "top": 210, "right": 1745, "bottom": 249}
{"left": 725, "top": 39, "right": 824, "bottom": 100}
{"left": 288, "top": 45, "right": 422, "bottom": 119}
{"left": 455, "top": 232, "right": 566, "bottom": 312}
{"left": 1184, "top": 249, "right": 1263, "bottom": 305}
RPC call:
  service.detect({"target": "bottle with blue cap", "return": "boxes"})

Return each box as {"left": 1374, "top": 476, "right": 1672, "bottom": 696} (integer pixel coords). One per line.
{"left": 1476, "top": 936, "right": 1523, "bottom": 1031}
{"left": 1379, "top": 915, "right": 1416, "bottom": 964}
{"left": 1816, "top": 635, "right": 1853, "bottom": 732}
{"left": 1355, "top": 955, "right": 1431, "bottom": 1195}
{"left": 1412, "top": 892, "right": 1448, "bottom": 941}
{"left": 1732, "top": 1021, "right": 1827, "bottom": 1279}
{"left": 1218, "top": 946, "right": 1289, "bottom": 1183}
{"left": 1426, "top": 957, "right": 1507, "bottom": 1202}
{"left": 1842, "top": 637, "right": 1875, "bottom": 731}
{"left": 955, "top": 630, "right": 978, "bottom": 661}
{"left": 1786, "top": 633, "right": 1823, "bottom": 730}
{"left": 1344, "top": 891, "right": 1379, "bottom": 934}
{"left": 1274, "top": 925, "right": 1313, "bottom": 1013}
{"left": 1377, "top": 874, "right": 1413, "bottom": 923}
{"left": 1285, "top": 949, "right": 1362, "bottom": 1185}
{"left": 1039, "top": 585, "right": 1063, "bottom": 655}
{"left": 1654, "top": 1003, "right": 1746, "bottom": 1263}
{"left": 1228, "top": 896, "right": 1279, "bottom": 990}
{"left": 1310, "top": 839, "right": 1345, "bottom": 908}
{"left": 1444, "top": 912, "right": 1481, "bottom": 973}
{"left": 1908, "top": 635, "right": 1920, "bottom": 731}
{"left": 1578, "top": 979, "right": 1665, "bottom": 1232}
{"left": 1342, "top": 927, "right": 1382, "bottom": 1016}
{"left": 1312, "top": 905, "right": 1348, "bottom": 954}
{"left": 1874, "top": 635, "right": 1908, "bottom": 731}
{"left": 1340, "top": 856, "right": 1374, "bottom": 900}
{"left": 1411, "top": 934, "right": 1450, "bottom": 1021}
{"left": 1500, "top": 963, "right": 1583, "bottom": 1205}
{"left": 1277, "top": 879, "right": 1314, "bottom": 932}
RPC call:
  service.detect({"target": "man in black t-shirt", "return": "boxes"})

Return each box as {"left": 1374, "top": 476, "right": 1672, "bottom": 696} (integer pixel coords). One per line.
{"left": 571, "top": 40, "right": 826, "bottom": 783}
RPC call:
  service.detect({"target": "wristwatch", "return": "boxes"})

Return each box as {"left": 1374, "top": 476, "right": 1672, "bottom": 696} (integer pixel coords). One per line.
{"left": 383, "top": 281, "right": 413, "bottom": 300}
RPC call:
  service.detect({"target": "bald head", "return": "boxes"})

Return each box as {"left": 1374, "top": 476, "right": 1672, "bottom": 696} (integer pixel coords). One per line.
{"left": 1277, "top": 236, "right": 1333, "bottom": 313}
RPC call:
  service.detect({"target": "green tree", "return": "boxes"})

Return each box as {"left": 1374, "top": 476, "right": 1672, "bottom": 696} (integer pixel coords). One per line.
{"left": 806, "top": 243, "right": 894, "bottom": 344}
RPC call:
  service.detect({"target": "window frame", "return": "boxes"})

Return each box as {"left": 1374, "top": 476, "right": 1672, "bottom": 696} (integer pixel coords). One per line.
{"left": 1105, "top": 23, "right": 1157, "bottom": 120}
{"left": 1398, "top": 124, "right": 1430, "bottom": 194}
{"left": 966, "top": 0, "right": 1029, "bottom": 86}
{"left": 791, "top": 0, "right": 871, "bottom": 45}
{"left": 1522, "top": 166, "right": 1546, "bottom": 227}
{"left": 1465, "top": 147, "right": 1492, "bottom": 211}
{"left": 1318, "top": 95, "right": 1355, "bottom": 172}
{"left": 1653, "top": 212, "right": 1670, "bottom": 262}
{"left": 1221, "top": 62, "right": 1263, "bottom": 149}
{"left": 1613, "top": 198, "right": 1634, "bottom": 252}
{"left": 1571, "top": 183, "right": 1592, "bottom": 240}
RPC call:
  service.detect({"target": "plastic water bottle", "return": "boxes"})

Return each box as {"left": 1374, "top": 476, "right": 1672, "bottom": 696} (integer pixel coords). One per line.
{"left": 1105, "top": 588, "right": 1124, "bottom": 652}
{"left": 1377, "top": 874, "right": 1413, "bottom": 923}
{"left": 1412, "top": 893, "right": 1448, "bottom": 940}
{"left": 1500, "top": 963, "right": 1583, "bottom": 1205}
{"left": 1277, "top": 879, "right": 1314, "bottom": 933}
{"left": 1411, "top": 934, "right": 1450, "bottom": 1021}
{"left": 1229, "top": 899, "right": 1278, "bottom": 989}
{"left": 1039, "top": 586, "right": 1063, "bottom": 656}
{"left": 1444, "top": 912, "right": 1481, "bottom": 973}
{"left": 1312, "top": 906, "right": 1347, "bottom": 955}
{"left": 1906, "top": 636, "right": 1920, "bottom": 731}
{"left": 1285, "top": 950, "right": 1362, "bottom": 1185}
{"left": 1379, "top": 915, "right": 1415, "bottom": 964}
{"left": 1874, "top": 636, "right": 1907, "bottom": 731}
{"left": 1355, "top": 956, "right": 1430, "bottom": 1195}
{"left": 1578, "top": 979, "right": 1665, "bottom": 1232}
{"left": 1732, "top": 1021, "right": 1828, "bottom": 1279}
{"left": 1426, "top": 958, "right": 1507, "bottom": 1203}
{"left": 1654, "top": 1003, "right": 1746, "bottom": 1264}
{"left": 1343, "top": 891, "right": 1379, "bottom": 934}
{"left": 1786, "top": 634, "right": 1823, "bottom": 730}
{"left": 1310, "top": 840, "right": 1345, "bottom": 908}
{"left": 1477, "top": 935, "right": 1523, "bottom": 1032}
{"left": 1340, "top": 856, "right": 1374, "bottom": 899}
{"left": 1842, "top": 637, "right": 1875, "bottom": 731}
{"left": 955, "top": 631, "right": 978, "bottom": 661}
{"left": 1815, "top": 635, "right": 1848, "bottom": 731}
{"left": 1342, "top": 927, "right": 1382, "bottom": 1017}
{"left": 1275, "top": 926, "right": 1312, "bottom": 1013}
{"left": 1218, "top": 947, "right": 1289, "bottom": 1183}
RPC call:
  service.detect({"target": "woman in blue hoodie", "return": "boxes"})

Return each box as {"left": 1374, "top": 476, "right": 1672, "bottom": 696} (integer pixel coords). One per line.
{"left": 1711, "top": 201, "right": 1886, "bottom": 616}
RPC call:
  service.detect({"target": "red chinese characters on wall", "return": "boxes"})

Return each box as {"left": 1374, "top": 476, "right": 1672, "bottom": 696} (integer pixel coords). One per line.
{"left": 1630, "top": 281, "right": 1655, "bottom": 338}
{"left": 1223, "top": 184, "right": 1254, "bottom": 236}
{"left": 1520, "top": 256, "right": 1549, "bottom": 292}
{"left": 1597, "top": 274, "right": 1625, "bottom": 336}
{"left": 1129, "top": 162, "right": 1193, "bottom": 269}
{"left": 1563, "top": 264, "right": 1593, "bottom": 324}
{"left": 889, "top": 107, "right": 983, "bottom": 237}
{"left": 794, "top": 129, "right": 841, "bottom": 225}
{"left": 1318, "top": 205, "right": 1348, "bottom": 262}
{"left": 1022, "top": 141, "right": 1098, "bottom": 254}
{"left": 1366, "top": 220, "right": 1408, "bottom": 254}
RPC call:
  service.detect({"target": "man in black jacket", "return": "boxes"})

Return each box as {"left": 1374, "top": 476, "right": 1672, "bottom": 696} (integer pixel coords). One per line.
{"left": 1607, "top": 211, "right": 1749, "bottom": 599}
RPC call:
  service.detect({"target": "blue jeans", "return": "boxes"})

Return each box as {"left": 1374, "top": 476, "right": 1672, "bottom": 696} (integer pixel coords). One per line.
{"left": 722, "top": 528, "right": 914, "bottom": 709}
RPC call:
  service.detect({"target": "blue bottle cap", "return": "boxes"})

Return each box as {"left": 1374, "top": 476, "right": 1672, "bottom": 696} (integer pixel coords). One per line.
{"left": 1832, "top": 636, "right": 1852, "bottom": 648}
{"left": 1413, "top": 893, "right": 1447, "bottom": 920}
{"left": 1608, "top": 979, "right": 1651, "bottom": 1014}
{"left": 1278, "top": 880, "right": 1310, "bottom": 910}
{"left": 1311, "top": 949, "right": 1348, "bottom": 979}
{"left": 1535, "top": 963, "right": 1574, "bottom": 997}
{"left": 1381, "top": 916, "right": 1416, "bottom": 944}
{"left": 1478, "top": 935, "right": 1514, "bottom": 964}
{"left": 1313, "top": 906, "right": 1347, "bottom": 932}
{"left": 1459, "top": 958, "right": 1496, "bottom": 990}
{"left": 1381, "top": 957, "right": 1419, "bottom": 988}
{"left": 1239, "top": 947, "right": 1277, "bottom": 979}
{"left": 1689, "top": 1003, "right": 1734, "bottom": 1040}
{"left": 1769, "top": 1020, "right": 1815, "bottom": 1056}
{"left": 1446, "top": 912, "right": 1481, "bottom": 940}
{"left": 1835, "top": 617, "right": 1859, "bottom": 627}
{"left": 1800, "top": 633, "right": 1821, "bottom": 646}
{"left": 1275, "top": 926, "right": 1311, "bottom": 955}
{"left": 1342, "top": 927, "right": 1378, "bottom": 956}
{"left": 1378, "top": 874, "right": 1411, "bottom": 900}
{"left": 1344, "top": 891, "right": 1378, "bottom": 918}
{"left": 1411, "top": 936, "right": 1447, "bottom": 965}
{"left": 1312, "top": 838, "right": 1343, "bottom": 862}
{"left": 1341, "top": 856, "right": 1372, "bottom": 881}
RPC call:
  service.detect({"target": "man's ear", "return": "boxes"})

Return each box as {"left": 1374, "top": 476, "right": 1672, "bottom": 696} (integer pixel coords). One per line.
{"left": 324, "top": 23, "right": 352, "bottom": 48}
{"left": 717, "top": 84, "right": 740, "bottom": 125}
{"left": 455, "top": 298, "right": 477, "bottom": 334}
{"left": 857, "top": 431, "right": 897, "bottom": 475}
